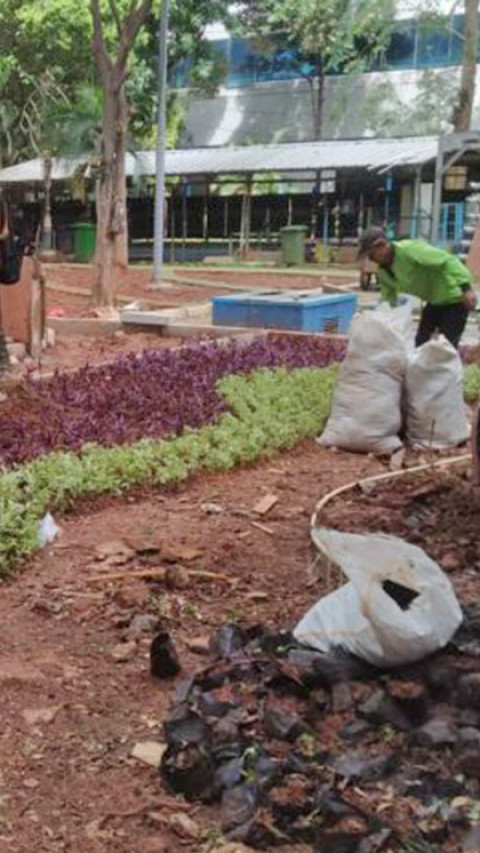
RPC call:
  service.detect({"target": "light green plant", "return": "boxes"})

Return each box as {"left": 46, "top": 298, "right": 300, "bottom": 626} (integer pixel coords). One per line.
{"left": 464, "top": 363, "right": 480, "bottom": 403}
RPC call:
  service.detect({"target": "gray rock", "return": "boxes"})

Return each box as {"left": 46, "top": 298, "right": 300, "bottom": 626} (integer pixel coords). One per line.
{"left": 359, "top": 690, "right": 411, "bottom": 731}
{"left": 331, "top": 681, "right": 353, "bottom": 713}
{"left": 333, "top": 749, "right": 397, "bottom": 782}
{"left": 263, "top": 705, "right": 309, "bottom": 742}
{"left": 458, "top": 727, "right": 480, "bottom": 748}
{"left": 412, "top": 717, "right": 457, "bottom": 748}
{"left": 457, "top": 749, "right": 480, "bottom": 779}
{"left": 424, "top": 663, "right": 459, "bottom": 700}
{"left": 463, "top": 825, "right": 480, "bottom": 851}
{"left": 127, "top": 613, "right": 158, "bottom": 639}
{"left": 457, "top": 674, "right": 480, "bottom": 710}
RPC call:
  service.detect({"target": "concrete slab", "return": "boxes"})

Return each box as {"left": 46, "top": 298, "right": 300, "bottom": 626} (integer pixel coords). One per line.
{"left": 120, "top": 303, "right": 211, "bottom": 327}
{"left": 48, "top": 317, "right": 122, "bottom": 337}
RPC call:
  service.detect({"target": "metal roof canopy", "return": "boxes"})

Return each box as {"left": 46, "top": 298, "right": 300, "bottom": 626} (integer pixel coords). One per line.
{"left": 0, "top": 136, "right": 439, "bottom": 185}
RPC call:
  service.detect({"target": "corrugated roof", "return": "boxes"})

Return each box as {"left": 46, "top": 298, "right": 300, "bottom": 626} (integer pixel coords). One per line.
{"left": 0, "top": 136, "right": 438, "bottom": 184}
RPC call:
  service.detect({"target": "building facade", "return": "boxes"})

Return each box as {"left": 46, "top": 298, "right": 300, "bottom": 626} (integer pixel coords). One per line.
{"left": 174, "top": 2, "right": 480, "bottom": 147}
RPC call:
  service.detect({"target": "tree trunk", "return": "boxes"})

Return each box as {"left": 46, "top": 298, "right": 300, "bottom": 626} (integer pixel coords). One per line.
{"left": 113, "top": 87, "right": 129, "bottom": 268}
{"left": 90, "top": 0, "right": 153, "bottom": 307}
{"left": 93, "top": 84, "right": 128, "bottom": 306}
{"left": 452, "top": 0, "right": 479, "bottom": 131}
{"left": 310, "top": 71, "right": 325, "bottom": 140}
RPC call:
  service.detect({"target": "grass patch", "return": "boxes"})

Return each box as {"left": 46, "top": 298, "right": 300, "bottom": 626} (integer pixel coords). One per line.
{"left": 464, "top": 363, "right": 480, "bottom": 403}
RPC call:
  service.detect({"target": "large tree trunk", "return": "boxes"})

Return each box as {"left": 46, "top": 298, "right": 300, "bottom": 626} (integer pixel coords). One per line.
{"left": 93, "top": 84, "right": 128, "bottom": 306}
{"left": 90, "top": 0, "right": 152, "bottom": 307}
{"left": 452, "top": 0, "right": 479, "bottom": 131}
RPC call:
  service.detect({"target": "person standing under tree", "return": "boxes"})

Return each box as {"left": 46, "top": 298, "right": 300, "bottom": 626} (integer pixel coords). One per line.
{"left": 358, "top": 226, "right": 477, "bottom": 349}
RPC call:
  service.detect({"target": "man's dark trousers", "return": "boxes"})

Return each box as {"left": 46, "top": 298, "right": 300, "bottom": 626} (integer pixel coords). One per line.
{"left": 415, "top": 302, "right": 468, "bottom": 349}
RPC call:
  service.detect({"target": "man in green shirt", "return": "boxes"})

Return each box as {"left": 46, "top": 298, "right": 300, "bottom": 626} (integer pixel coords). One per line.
{"left": 358, "top": 226, "right": 477, "bottom": 348}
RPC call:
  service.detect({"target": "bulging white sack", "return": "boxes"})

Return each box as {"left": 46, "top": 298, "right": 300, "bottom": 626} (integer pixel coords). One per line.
{"left": 406, "top": 336, "right": 469, "bottom": 448}
{"left": 294, "top": 527, "right": 462, "bottom": 667}
{"left": 320, "top": 310, "right": 408, "bottom": 454}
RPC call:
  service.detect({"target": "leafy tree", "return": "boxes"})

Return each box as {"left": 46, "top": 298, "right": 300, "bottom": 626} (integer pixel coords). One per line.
{"left": 452, "top": 0, "right": 479, "bottom": 131}
{"left": 238, "top": 0, "right": 396, "bottom": 140}
{"left": 362, "top": 70, "right": 458, "bottom": 137}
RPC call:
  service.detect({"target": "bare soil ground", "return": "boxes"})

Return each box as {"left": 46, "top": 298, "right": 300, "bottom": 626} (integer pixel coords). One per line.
{"left": 0, "top": 439, "right": 478, "bottom": 853}
{"left": 0, "top": 442, "right": 381, "bottom": 853}
{"left": 44, "top": 265, "right": 341, "bottom": 322}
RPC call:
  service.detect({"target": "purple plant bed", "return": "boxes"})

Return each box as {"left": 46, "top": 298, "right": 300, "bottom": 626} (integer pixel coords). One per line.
{"left": 0, "top": 335, "right": 346, "bottom": 468}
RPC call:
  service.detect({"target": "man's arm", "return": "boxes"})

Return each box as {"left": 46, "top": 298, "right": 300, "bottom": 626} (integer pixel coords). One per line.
{"left": 378, "top": 270, "right": 398, "bottom": 306}
{"left": 443, "top": 252, "right": 476, "bottom": 310}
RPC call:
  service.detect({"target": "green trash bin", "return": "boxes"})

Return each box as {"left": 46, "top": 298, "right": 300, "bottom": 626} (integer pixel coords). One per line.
{"left": 280, "top": 225, "right": 307, "bottom": 266}
{"left": 72, "top": 222, "right": 96, "bottom": 263}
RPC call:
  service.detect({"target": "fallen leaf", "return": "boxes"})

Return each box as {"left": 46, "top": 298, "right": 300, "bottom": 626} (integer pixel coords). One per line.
{"left": 95, "top": 541, "right": 134, "bottom": 564}
{"left": 389, "top": 448, "right": 406, "bottom": 472}
{"left": 22, "top": 705, "right": 63, "bottom": 726}
{"left": 161, "top": 545, "right": 203, "bottom": 563}
{"left": 245, "top": 591, "right": 269, "bottom": 602}
{"left": 168, "top": 812, "right": 200, "bottom": 840}
{"left": 111, "top": 641, "right": 136, "bottom": 663}
{"left": 131, "top": 741, "right": 167, "bottom": 768}
{"left": 186, "top": 635, "right": 211, "bottom": 655}
{"left": 201, "top": 502, "right": 224, "bottom": 514}
{"left": 253, "top": 494, "right": 279, "bottom": 516}
{"left": 251, "top": 521, "right": 274, "bottom": 536}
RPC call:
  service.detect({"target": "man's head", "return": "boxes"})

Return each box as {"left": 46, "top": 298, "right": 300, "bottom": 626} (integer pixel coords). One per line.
{"left": 358, "top": 226, "right": 394, "bottom": 266}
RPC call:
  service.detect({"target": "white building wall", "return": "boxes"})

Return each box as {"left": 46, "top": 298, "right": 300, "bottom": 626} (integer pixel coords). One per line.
{"left": 182, "top": 64, "right": 480, "bottom": 147}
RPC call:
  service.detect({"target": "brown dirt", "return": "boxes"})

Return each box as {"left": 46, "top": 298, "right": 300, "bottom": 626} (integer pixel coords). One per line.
{"left": 320, "top": 465, "right": 480, "bottom": 602}
{"left": 43, "top": 264, "right": 354, "bottom": 319}
{"left": 174, "top": 269, "right": 355, "bottom": 290}
{"left": 0, "top": 441, "right": 383, "bottom": 853}
{"left": 0, "top": 440, "right": 479, "bottom": 851}
{"left": 1, "top": 436, "right": 478, "bottom": 853}
{"left": 34, "top": 333, "right": 187, "bottom": 375}
{"left": 44, "top": 265, "right": 229, "bottom": 318}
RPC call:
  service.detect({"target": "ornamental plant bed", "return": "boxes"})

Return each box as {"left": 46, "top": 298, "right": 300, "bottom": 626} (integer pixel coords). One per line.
{"left": 0, "top": 336, "right": 346, "bottom": 468}
{"left": 0, "top": 365, "right": 338, "bottom": 576}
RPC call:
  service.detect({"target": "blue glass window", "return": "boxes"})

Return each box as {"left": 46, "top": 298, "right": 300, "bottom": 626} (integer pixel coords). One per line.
{"left": 384, "top": 21, "right": 416, "bottom": 68}
{"left": 169, "top": 14, "right": 479, "bottom": 89}
{"left": 229, "top": 38, "right": 258, "bottom": 86}
{"left": 417, "top": 19, "right": 450, "bottom": 67}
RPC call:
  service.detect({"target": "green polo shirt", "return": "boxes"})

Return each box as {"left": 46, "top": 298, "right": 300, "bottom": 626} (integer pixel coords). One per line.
{"left": 378, "top": 240, "right": 472, "bottom": 306}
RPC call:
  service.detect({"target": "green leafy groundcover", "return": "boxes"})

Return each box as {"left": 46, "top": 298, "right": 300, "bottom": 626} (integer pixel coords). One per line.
{"left": 0, "top": 366, "right": 338, "bottom": 577}
{"left": 464, "top": 363, "right": 480, "bottom": 404}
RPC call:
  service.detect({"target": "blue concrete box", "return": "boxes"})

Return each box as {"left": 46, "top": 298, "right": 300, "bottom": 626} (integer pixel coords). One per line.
{"left": 212, "top": 290, "right": 357, "bottom": 334}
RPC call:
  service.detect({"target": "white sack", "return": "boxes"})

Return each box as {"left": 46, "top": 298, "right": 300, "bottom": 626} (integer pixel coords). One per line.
{"left": 406, "top": 336, "right": 469, "bottom": 448}
{"left": 320, "top": 308, "right": 410, "bottom": 454}
{"left": 38, "top": 512, "right": 61, "bottom": 547}
{"left": 294, "top": 527, "right": 462, "bottom": 667}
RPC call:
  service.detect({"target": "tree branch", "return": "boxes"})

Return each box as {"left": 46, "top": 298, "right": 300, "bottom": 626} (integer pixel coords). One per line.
{"left": 114, "top": 0, "right": 153, "bottom": 85}
{"left": 107, "top": 0, "right": 123, "bottom": 38}
{"left": 90, "top": 0, "right": 114, "bottom": 83}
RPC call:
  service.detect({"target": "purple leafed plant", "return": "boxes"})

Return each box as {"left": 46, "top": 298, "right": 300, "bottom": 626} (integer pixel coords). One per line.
{"left": 0, "top": 335, "right": 346, "bottom": 467}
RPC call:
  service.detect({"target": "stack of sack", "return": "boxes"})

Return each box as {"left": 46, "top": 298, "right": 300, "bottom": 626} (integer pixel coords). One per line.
{"left": 320, "top": 301, "right": 470, "bottom": 454}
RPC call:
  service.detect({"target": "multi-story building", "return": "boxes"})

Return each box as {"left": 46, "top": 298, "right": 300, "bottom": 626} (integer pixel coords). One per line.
{"left": 174, "top": 1, "right": 478, "bottom": 147}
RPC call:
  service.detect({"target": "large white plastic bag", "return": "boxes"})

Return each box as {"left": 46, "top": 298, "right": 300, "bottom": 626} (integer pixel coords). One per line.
{"left": 294, "top": 528, "right": 462, "bottom": 667}
{"left": 405, "top": 336, "right": 469, "bottom": 448}
{"left": 374, "top": 296, "right": 415, "bottom": 350}
{"left": 320, "top": 311, "right": 408, "bottom": 454}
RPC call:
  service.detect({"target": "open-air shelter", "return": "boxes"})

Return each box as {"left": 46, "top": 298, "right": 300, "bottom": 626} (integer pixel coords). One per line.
{"left": 0, "top": 135, "right": 477, "bottom": 260}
